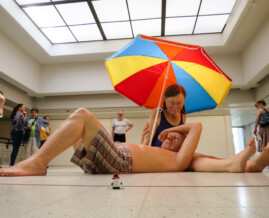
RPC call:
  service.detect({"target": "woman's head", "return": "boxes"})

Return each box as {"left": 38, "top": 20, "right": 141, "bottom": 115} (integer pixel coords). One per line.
{"left": 10, "top": 104, "right": 25, "bottom": 119}
{"left": 255, "top": 100, "right": 266, "bottom": 109}
{"left": 44, "top": 115, "right": 51, "bottom": 122}
{"left": 31, "top": 107, "right": 39, "bottom": 118}
{"left": 163, "top": 84, "right": 186, "bottom": 114}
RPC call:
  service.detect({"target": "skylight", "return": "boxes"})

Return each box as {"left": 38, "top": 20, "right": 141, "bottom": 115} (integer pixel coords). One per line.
{"left": 15, "top": 0, "right": 237, "bottom": 44}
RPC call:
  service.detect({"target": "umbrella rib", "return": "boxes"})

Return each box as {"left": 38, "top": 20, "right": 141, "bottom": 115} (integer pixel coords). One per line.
{"left": 200, "top": 48, "right": 226, "bottom": 77}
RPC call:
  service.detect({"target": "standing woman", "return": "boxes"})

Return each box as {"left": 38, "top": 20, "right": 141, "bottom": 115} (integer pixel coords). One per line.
{"left": 40, "top": 115, "right": 52, "bottom": 148}
{"left": 24, "top": 107, "right": 50, "bottom": 158}
{"left": 10, "top": 104, "right": 27, "bottom": 166}
{"left": 141, "top": 84, "right": 186, "bottom": 147}
{"left": 254, "top": 100, "right": 269, "bottom": 152}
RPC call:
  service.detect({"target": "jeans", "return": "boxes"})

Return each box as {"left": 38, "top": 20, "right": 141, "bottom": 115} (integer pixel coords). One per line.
{"left": 10, "top": 129, "right": 23, "bottom": 166}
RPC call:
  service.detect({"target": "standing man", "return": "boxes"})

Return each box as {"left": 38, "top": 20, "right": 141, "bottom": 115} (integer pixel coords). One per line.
{"left": 112, "top": 110, "right": 134, "bottom": 142}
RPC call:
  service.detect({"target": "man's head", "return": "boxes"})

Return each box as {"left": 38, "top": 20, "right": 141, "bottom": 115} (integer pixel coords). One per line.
{"left": 117, "top": 110, "right": 123, "bottom": 120}
{"left": 161, "top": 132, "right": 186, "bottom": 152}
{"left": 31, "top": 107, "right": 39, "bottom": 118}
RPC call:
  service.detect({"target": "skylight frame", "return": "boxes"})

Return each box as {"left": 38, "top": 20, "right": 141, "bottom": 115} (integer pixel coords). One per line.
{"left": 14, "top": 0, "right": 237, "bottom": 44}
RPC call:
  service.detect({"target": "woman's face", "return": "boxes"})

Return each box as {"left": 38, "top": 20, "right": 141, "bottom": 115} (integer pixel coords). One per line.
{"left": 19, "top": 105, "right": 25, "bottom": 112}
{"left": 164, "top": 93, "right": 185, "bottom": 115}
{"left": 255, "top": 103, "right": 263, "bottom": 109}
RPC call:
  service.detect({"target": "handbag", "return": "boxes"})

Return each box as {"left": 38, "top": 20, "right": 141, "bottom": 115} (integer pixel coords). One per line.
{"left": 23, "top": 118, "right": 37, "bottom": 143}
{"left": 40, "top": 126, "right": 48, "bottom": 141}
{"left": 259, "top": 108, "right": 269, "bottom": 127}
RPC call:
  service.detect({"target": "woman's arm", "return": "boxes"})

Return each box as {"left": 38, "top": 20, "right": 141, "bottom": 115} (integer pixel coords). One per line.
{"left": 254, "top": 109, "right": 262, "bottom": 134}
{"left": 0, "top": 93, "right": 5, "bottom": 116}
{"left": 47, "top": 125, "right": 52, "bottom": 136}
{"left": 141, "top": 109, "right": 160, "bottom": 145}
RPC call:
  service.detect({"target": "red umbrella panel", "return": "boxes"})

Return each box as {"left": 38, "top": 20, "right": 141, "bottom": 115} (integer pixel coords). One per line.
{"left": 106, "top": 34, "right": 232, "bottom": 114}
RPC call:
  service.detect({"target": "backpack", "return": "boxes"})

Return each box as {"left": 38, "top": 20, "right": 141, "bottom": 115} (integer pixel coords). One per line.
{"left": 259, "top": 107, "right": 269, "bottom": 127}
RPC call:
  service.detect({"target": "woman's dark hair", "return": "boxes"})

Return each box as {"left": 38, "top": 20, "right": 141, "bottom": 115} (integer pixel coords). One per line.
{"left": 31, "top": 107, "right": 39, "bottom": 113}
{"left": 43, "top": 115, "right": 50, "bottom": 119}
{"left": 0, "top": 91, "right": 3, "bottom": 95}
{"left": 10, "top": 104, "right": 24, "bottom": 120}
{"left": 255, "top": 100, "right": 266, "bottom": 107}
{"left": 163, "top": 84, "right": 186, "bottom": 114}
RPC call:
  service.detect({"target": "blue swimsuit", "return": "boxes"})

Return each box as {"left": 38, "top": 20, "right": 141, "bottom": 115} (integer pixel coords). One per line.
{"left": 152, "top": 111, "right": 184, "bottom": 147}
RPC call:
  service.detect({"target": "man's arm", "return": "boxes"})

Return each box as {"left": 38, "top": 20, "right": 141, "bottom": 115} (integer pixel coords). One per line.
{"left": 159, "top": 123, "right": 202, "bottom": 171}
{"left": 126, "top": 123, "right": 133, "bottom": 132}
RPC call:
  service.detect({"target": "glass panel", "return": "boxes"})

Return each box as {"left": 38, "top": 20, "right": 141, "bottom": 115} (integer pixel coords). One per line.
{"left": 41, "top": 27, "right": 76, "bottom": 43}
{"left": 200, "top": 0, "right": 236, "bottom": 15}
{"left": 232, "top": 128, "right": 245, "bottom": 154}
{"left": 166, "top": 0, "right": 200, "bottom": 17}
{"left": 56, "top": 2, "right": 95, "bottom": 25}
{"left": 24, "top": 6, "right": 65, "bottom": 27}
{"left": 194, "top": 15, "right": 229, "bottom": 34}
{"left": 70, "top": 25, "right": 103, "bottom": 41}
{"left": 165, "top": 17, "right": 196, "bottom": 35}
{"left": 93, "top": 0, "right": 129, "bottom": 22}
{"left": 102, "top": 22, "right": 133, "bottom": 39}
{"left": 132, "top": 19, "right": 161, "bottom": 37}
{"left": 128, "top": 0, "right": 162, "bottom": 20}
{"left": 16, "top": 0, "right": 50, "bottom": 4}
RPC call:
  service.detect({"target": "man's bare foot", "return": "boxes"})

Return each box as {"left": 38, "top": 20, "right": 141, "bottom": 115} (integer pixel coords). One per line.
{"left": 0, "top": 158, "right": 47, "bottom": 177}
{"left": 228, "top": 137, "right": 256, "bottom": 173}
{"left": 246, "top": 142, "right": 269, "bottom": 172}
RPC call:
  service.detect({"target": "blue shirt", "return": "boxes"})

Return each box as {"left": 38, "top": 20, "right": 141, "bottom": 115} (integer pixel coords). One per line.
{"left": 152, "top": 111, "right": 184, "bottom": 147}
{"left": 23, "top": 116, "right": 50, "bottom": 147}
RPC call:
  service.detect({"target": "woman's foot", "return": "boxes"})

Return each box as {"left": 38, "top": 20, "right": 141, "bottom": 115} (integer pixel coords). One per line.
{"left": 0, "top": 158, "right": 47, "bottom": 176}
{"left": 246, "top": 142, "right": 269, "bottom": 172}
{"left": 228, "top": 137, "right": 256, "bottom": 173}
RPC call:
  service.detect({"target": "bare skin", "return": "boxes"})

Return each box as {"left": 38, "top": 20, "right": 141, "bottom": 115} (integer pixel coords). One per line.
{"left": 188, "top": 138, "right": 257, "bottom": 172}
{"left": 156, "top": 126, "right": 268, "bottom": 173}
{"left": 0, "top": 92, "right": 5, "bottom": 116}
{"left": 0, "top": 109, "right": 201, "bottom": 176}
{"left": 246, "top": 142, "right": 269, "bottom": 172}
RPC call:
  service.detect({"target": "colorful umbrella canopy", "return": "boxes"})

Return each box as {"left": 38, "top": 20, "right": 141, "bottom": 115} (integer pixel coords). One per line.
{"left": 106, "top": 35, "right": 232, "bottom": 113}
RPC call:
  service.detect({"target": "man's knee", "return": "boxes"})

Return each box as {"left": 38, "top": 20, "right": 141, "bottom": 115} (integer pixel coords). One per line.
{"left": 72, "top": 108, "right": 99, "bottom": 125}
{"left": 73, "top": 108, "right": 92, "bottom": 118}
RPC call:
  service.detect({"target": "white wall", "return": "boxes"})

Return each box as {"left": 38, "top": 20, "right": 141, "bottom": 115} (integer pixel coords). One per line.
{"left": 241, "top": 15, "right": 269, "bottom": 86}
{"left": 0, "top": 31, "right": 41, "bottom": 95}
{"left": 40, "top": 61, "right": 113, "bottom": 95}
{"left": 255, "top": 75, "right": 269, "bottom": 100}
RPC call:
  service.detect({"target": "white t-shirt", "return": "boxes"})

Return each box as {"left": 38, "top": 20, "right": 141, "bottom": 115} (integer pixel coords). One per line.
{"left": 112, "top": 118, "right": 132, "bottom": 134}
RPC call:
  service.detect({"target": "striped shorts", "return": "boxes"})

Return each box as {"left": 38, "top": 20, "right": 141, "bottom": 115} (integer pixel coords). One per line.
{"left": 70, "top": 125, "right": 132, "bottom": 174}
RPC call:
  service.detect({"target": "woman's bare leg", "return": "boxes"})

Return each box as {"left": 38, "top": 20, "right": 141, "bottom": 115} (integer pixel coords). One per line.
{"left": 0, "top": 108, "right": 101, "bottom": 176}
{"left": 188, "top": 138, "right": 256, "bottom": 173}
{"left": 245, "top": 142, "right": 269, "bottom": 172}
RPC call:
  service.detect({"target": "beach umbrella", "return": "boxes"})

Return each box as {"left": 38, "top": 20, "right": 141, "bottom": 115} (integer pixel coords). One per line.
{"left": 105, "top": 34, "right": 232, "bottom": 114}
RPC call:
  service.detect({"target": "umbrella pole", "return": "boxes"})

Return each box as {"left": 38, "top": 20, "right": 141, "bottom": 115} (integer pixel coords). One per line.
{"left": 149, "top": 62, "right": 170, "bottom": 146}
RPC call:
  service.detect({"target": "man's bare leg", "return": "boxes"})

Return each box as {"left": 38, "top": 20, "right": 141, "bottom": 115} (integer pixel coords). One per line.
{"left": 0, "top": 108, "right": 101, "bottom": 176}
{"left": 245, "top": 142, "right": 269, "bottom": 172}
{"left": 188, "top": 137, "right": 256, "bottom": 173}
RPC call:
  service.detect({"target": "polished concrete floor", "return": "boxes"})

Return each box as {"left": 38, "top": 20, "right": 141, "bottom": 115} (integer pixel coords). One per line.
{"left": 0, "top": 167, "right": 268, "bottom": 218}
